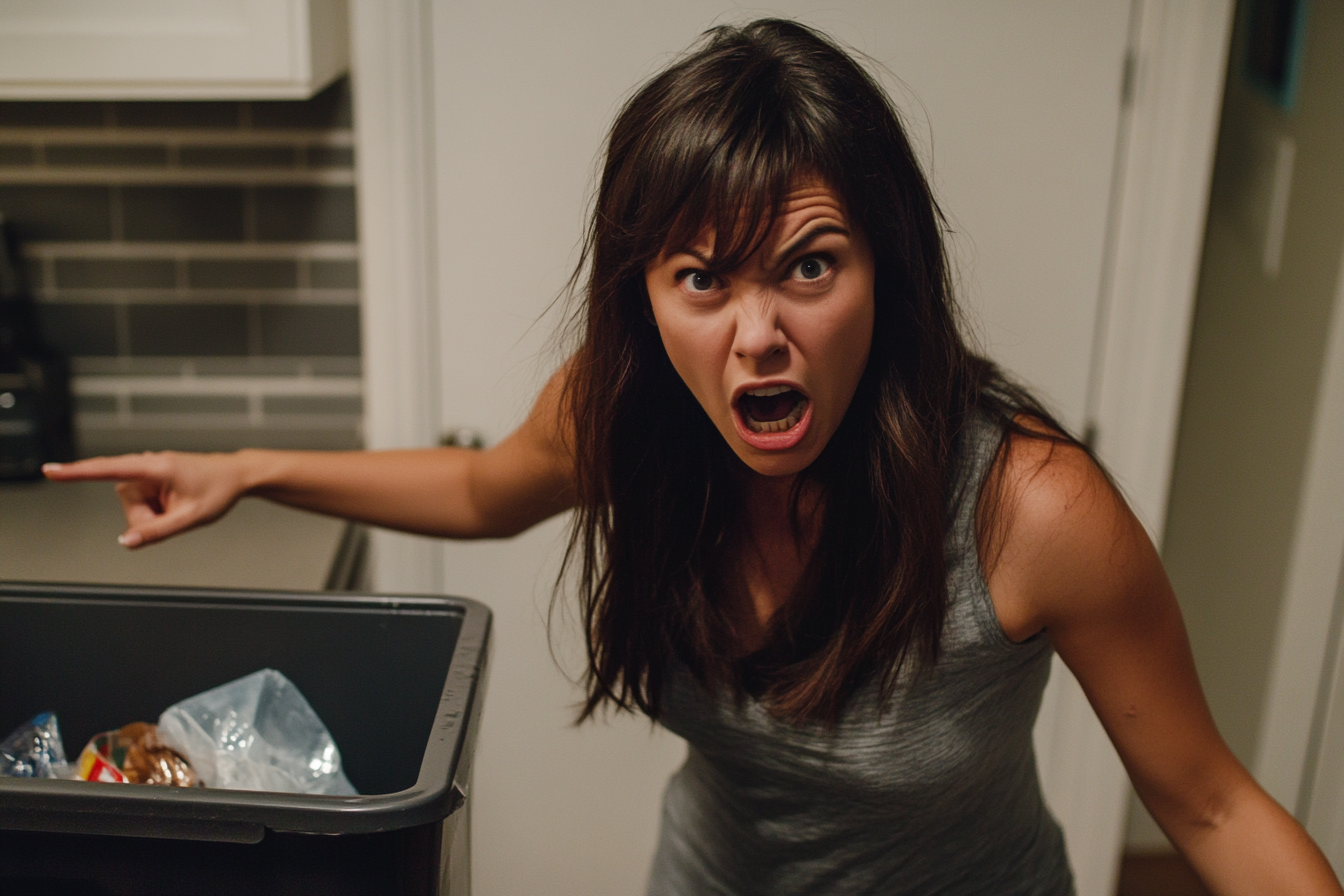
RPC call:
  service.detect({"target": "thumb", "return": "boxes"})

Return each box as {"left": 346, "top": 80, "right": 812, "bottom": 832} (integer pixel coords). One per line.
{"left": 118, "top": 505, "right": 202, "bottom": 549}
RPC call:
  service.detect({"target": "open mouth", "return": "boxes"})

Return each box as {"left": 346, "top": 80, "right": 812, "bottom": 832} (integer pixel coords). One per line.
{"left": 737, "top": 385, "right": 809, "bottom": 433}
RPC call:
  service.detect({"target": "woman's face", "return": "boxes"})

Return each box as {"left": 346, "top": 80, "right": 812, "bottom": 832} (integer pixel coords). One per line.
{"left": 645, "top": 181, "right": 875, "bottom": 479}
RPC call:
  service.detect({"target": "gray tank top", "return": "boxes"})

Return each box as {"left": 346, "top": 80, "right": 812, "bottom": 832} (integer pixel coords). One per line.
{"left": 648, "top": 410, "right": 1074, "bottom": 895}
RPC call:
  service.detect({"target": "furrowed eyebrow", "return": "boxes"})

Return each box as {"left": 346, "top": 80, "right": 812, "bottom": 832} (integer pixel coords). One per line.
{"left": 669, "top": 247, "right": 713, "bottom": 267}
{"left": 663, "top": 223, "right": 849, "bottom": 270}
{"left": 772, "top": 224, "right": 850, "bottom": 267}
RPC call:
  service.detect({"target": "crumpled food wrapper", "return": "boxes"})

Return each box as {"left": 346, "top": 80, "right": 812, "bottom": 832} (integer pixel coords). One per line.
{"left": 78, "top": 722, "right": 200, "bottom": 787}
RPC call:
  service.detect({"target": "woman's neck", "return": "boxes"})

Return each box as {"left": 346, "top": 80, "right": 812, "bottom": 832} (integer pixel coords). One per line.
{"left": 731, "top": 471, "right": 822, "bottom": 651}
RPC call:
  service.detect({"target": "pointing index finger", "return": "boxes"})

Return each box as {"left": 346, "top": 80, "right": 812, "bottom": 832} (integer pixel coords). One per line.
{"left": 42, "top": 454, "right": 160, "bottom": 482}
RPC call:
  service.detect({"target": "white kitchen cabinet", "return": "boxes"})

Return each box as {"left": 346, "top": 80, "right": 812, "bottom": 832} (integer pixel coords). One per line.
{"left": 0, "top": 0, "right": 347, "bottom": 100}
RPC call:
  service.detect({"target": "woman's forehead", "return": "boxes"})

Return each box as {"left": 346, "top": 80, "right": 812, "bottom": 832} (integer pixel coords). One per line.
{"left": 660, "top": 179, "right": 851, "bottom": 262}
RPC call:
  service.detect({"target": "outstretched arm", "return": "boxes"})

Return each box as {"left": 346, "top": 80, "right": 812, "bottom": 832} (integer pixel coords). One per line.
{"left": 984, "top": 432, "right": 1341, "bottom": 896}
{"left": 43, "top": 367, "right": 576, "bottom": 547}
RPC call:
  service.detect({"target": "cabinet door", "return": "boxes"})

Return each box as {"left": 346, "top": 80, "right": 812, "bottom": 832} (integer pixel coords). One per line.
{"left": 0, "top": 0, "right": 347, "bottom": 99}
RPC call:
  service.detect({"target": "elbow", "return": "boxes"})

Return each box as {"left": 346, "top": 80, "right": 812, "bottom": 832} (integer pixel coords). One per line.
{"left": 1145, "top": 773, "right": 1254, "bottom": 847}
{"left": 454, "top": 506, "right": 556, "bottom": 540}
{"left": 461, "top": 520, "right": 530, "bottom": 540}
{"left": 1178, "top": 792, "right": 1237, "bottom": 838}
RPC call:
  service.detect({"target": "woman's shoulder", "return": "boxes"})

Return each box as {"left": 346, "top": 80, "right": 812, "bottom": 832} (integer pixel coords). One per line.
{"left": 976, "top": 414, "right": 1138, "bottom": 642}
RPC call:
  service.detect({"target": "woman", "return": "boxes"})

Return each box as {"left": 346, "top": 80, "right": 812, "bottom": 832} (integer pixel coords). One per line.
{"left": 46, "top": 19, "right": 1340, "bottom": 895}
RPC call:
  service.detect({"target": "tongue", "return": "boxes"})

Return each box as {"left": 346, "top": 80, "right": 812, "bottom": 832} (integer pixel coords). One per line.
{"left": 741, "top": 391, "right": 799, "bottom": 422}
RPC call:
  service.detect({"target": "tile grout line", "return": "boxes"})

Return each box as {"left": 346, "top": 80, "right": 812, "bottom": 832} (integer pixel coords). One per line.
{"left": 73, "top": 374, "right": 363, "bottom": 395}
{"left": 24, "top": 241, "right": 359, "bottom": 259}
{"left": 0, "top": 168, "right": 355, "bottom": 186}
{"left": 36, "top": 289, "right": 360, "bottom": 307}
{"left": 0, "top": 128, "right": 354, "bottom": 145}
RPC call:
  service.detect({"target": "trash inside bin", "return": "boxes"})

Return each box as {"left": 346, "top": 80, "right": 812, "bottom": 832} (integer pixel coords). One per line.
{"left": 0, "top": 581, "right": 491, "bottom": 896}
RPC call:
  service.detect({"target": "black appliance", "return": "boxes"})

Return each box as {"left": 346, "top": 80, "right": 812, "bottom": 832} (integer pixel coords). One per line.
{"left": 0, "top": 215, "right": 73, "bottom": 479}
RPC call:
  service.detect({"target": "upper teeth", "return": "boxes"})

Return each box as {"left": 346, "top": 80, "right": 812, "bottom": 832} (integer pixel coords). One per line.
{"left": 746, "top": 385, "right": 792, "bottom": 397}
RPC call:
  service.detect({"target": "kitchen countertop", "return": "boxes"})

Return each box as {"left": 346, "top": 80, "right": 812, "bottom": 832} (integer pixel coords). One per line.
{"left": 0, "top": 480, "right": 348, "bottom": 591}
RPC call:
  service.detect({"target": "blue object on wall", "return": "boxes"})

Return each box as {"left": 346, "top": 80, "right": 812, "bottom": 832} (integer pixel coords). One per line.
{"left": 1242, "top": 0, "right": 1311, "bottom": 111}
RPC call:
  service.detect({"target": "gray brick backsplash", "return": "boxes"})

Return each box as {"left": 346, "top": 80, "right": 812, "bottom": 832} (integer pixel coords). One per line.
{"left": 56, "top": 258, "right": 176, "bottom": 289}
{"left": 264, "top": 395, "right": 363, "bottom": 416}
{"left": 0, "top": 101, "right": 104, "bottom": 128}
{"left": 78, "top": 426, "right": 362, "bottom": 457}
{"left": 0, "top": 144, "right": 34, "bottom": 166}
{"left": 74, "top": 394, "right": 117, "bottom": 414}
{"left": 37, "top": 304, "right": 118, "bottom": 356}
{"left": 72, "top": 357, "right": 186, "bottom": 376}
{"left": 0, "top": 185, "right": 112, "bottom": 240}
{"left": 22, "top": 257, "right": 43, "bottom": 291}
{"left": 72, "top": 356, "right": 362, "bottom": 377}
{"left": 179, "top": 145, "right": 298, "bottom": 169}
{"left": 130, "top": 394, "right": 248, "bottom": 415}
{"left": 114, "top": 101, "right": 240, "bottom": 129}
{"left": 122, "top": 186, "right": 247, "bottom": 242}
{"left": 128, "top": 304, "right": 249, "bottom": 356}
{"left": 193, "top": 356, "right": 362, "bottom": 376}
{"left": 255, "top": 186, "right": 356, "bottom": 242}
{"left": 259, "top": 305, "right": 360, "bottom": 356}
{"left": 305, "top": 145, "right": 355, "bottom": 169}
{"left": 46, "top": 144, "right": 169, "bottom": 168}
{"left": 188, "top": 259, "right": 297, "bottom": 289}
{"left": 4, "top": 79, "right": 361, "bottom": 452}
{"left": 309, "top": 259, "right": 359, "bottom": 289}
{"left": 251, "top": 80, "right": 352, "bottom": 130}
{"left": 190, "top": 356, "right": 361, "bottom": 376}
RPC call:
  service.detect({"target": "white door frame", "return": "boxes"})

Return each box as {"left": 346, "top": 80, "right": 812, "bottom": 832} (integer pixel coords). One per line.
{"left": 1256, "top": 238, "right": 1344, "bottom": 825}
{"left": 1033, "top": 4, "right": 1234, "bottom": 893}
{"left": 349, "top": 0, "right": 445, "bottom": 594}
{"left": 350, "top": 2, "right": 1235, "bottom": 892}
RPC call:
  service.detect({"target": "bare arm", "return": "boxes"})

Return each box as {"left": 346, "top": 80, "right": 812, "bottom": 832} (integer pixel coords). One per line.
{"left": 984, "top": 433, "right": 1341, "bottom": 896}
{"left": 43, "top": 367, "right": 576, "bottom": 547}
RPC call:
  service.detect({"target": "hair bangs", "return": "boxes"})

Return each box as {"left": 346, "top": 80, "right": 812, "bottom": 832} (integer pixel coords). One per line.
{"left": 616, "top": 37, "right": 846, "bottom": 277}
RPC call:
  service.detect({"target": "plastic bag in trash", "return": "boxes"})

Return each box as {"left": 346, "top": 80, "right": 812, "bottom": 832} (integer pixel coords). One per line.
{"left": 0, "top": 711, "right": 70, "bottom": 778}
{"left": 157, "top": 669, "right": 357, "bottom": 796}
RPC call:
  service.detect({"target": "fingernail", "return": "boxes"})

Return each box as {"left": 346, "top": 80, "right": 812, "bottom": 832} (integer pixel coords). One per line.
{"left": 118, "top": 532, "right": 142, "bottom": 547}
{"left": 42, "top": 462, "right": 62, "bottom": 471}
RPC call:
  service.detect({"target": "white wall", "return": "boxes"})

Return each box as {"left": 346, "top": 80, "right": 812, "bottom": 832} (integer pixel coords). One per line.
{"left": 422, "top": 3, "right": 1132, "bottom": 894}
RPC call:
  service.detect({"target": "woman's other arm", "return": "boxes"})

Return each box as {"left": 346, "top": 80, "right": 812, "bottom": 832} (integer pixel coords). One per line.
{"left": 984, "top": 432, "right": 1342, "bottom": 896}
{"left": 42, "top": 367, "right": 576, "bottom": 547}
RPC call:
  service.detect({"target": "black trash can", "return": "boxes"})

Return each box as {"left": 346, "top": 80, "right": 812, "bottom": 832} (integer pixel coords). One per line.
{"left": 0, "top": 581, "right": 490, "bottom": 895}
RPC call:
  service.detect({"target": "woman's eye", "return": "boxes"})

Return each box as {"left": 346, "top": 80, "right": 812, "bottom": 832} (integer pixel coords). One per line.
{"left": 682, "top": 271, "right": 718, "bottom": 293}
{"left": 790, "top": 256, "right": 832, "bottom": 281}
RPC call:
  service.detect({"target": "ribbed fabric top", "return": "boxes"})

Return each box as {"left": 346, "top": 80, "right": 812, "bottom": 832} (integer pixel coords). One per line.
{"left": 647, "top": 410, "right": 1074, "bottom": 895}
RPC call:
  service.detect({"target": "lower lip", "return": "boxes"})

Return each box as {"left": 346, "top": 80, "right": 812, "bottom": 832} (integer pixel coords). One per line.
{"left": 733, "top": 398, "right": 813, "bottom": 451}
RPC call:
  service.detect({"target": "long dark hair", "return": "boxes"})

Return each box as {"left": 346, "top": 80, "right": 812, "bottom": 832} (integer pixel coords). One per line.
{"left": 562, "top": 19, "right": 1077, "bottom": 725}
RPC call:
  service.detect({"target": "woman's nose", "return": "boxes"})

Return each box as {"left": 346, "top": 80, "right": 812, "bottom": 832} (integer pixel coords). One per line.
{"left": 732, "top": 292, "right": 788, "bottom": 364}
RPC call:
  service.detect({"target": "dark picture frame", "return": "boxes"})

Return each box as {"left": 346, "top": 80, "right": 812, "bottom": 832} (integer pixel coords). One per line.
{"left": 1242, "top": 0, "right": 1311, "bottom": 111}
